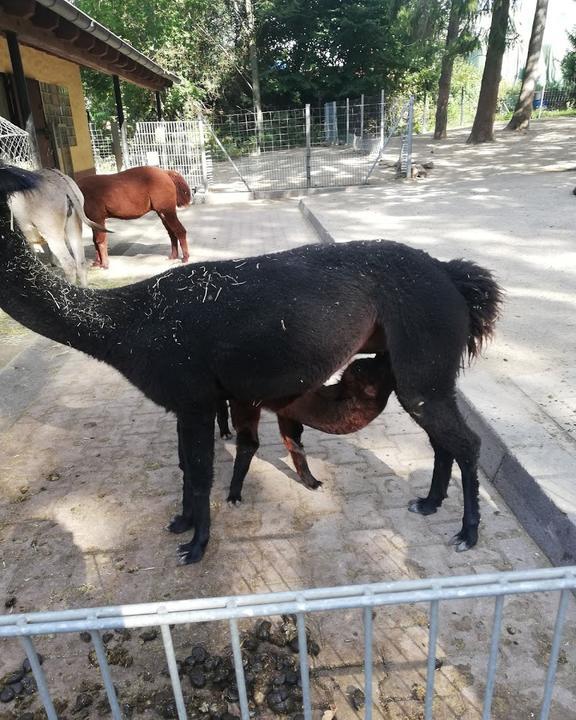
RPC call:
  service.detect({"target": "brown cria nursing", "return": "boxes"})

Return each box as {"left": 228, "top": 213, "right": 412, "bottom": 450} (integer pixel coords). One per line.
{"left": 77, "top": 166, "right": 192, "bottom": 269}
{"left": 224, "top": 355, "right": 395, "bottom": 503}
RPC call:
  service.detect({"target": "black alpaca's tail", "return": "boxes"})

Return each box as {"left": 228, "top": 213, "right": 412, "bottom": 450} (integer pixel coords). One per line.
{"left": 0, "top": 164, "right": 38, "bottom": 198}
{"left": 442, "top": 258, "right": 503, "bottom": 360}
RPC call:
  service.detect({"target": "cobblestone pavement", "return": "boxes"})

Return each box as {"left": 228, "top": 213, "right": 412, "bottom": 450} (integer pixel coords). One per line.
{"left": 0, "top": 193, "right": 575, "bottom": 719}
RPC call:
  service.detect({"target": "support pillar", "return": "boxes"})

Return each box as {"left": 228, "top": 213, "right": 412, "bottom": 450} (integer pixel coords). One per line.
{"left": 6, "top": 31, "right": 40, "bottom": 167}
{"left": 112, "top": 74, "right": 125, "bottom": 128}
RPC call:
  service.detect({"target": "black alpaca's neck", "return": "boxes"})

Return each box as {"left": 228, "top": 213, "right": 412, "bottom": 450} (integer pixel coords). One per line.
{"left": 0, "top": 216, "right": 120, "bottom": 361}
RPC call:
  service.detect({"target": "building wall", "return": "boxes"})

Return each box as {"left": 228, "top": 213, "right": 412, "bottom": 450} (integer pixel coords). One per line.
{"left": 0, "top": 38, "right": 95, "bottom": 177}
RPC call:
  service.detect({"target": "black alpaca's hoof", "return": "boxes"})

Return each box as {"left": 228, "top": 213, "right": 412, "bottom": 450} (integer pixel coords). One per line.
{"left": 177, "top": 540, "right": 207, "bottom": 564}
{"left": 167, "top": 514, "right": 194, "bottom": 534}
{"left": 408, "top": 497, "right": 439, "bottom": 516}
{"left": 448, "top": 526, "right": 478, "bottom": 552}
{"left": 226, "top": 494, "right": 242, "bottom": 507}
{"left": 220, "top": 430, "right": 233, "bottom": 440}
{"left": 302, "top": 476, "right": 323, "bottom": 491}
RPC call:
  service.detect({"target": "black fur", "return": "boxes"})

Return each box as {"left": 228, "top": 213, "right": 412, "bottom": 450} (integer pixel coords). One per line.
{"left": 0, "top": 165, "right": 502, "bottom": 563}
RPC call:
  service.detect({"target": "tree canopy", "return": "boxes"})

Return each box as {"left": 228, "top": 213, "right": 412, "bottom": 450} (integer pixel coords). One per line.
{"left": 561, "top": 29, "right": 576, "bottom": 84}
{"left": 78, "top": 0, "right": 468, "bottom": 123}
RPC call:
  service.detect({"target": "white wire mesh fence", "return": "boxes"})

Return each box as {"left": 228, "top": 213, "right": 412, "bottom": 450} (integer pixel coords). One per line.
{"left": 122, "top": 120, "right": 210, "bottom": 193}
{"left": 88, "top": 94, "right": 413, "bottom": 194}
{"left": 207, "top": 94, "right": 412, "bottom": 191}
{"left": 88, "top": 122, "right": 118, "bottom": 175}
{"left": 0, "top": 117, "right": 37, "bottom": 169}
{"left": 1, "top": 566, "right": 574, "bottom": 720}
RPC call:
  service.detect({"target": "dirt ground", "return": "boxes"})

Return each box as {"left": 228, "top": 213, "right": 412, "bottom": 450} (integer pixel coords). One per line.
{"left": 1, "top": 122, "right": 576, "bottom": 720}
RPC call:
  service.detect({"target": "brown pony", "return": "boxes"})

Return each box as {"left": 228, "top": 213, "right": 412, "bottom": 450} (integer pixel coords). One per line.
{"left": 78, "top": 166, "right": 192, "bottom": 269}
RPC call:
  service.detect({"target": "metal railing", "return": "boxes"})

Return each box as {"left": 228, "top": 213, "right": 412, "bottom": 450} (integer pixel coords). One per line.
{"left": 1, "top": 565, "right": 574, "bottom": 720}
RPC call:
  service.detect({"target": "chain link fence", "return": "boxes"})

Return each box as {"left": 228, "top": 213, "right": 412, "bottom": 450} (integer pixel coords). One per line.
{"left": 414, "top": 81, "right": 576, "bottom": 135}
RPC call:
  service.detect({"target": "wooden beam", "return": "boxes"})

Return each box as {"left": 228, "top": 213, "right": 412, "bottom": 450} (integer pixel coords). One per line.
{"left": 53, "top": 18, "right": 80, "bottom": 42}
{"left": 0, "top": 10, "right": 172, "bottom": 91}
{"left": 30, "top": 5, "right": 59, "bottom": 30}
{"left": 73, "top": 33, "right": 96, "bottom": 52}
{"left": 0, "top": 0, "right": 35, "bottom": 19}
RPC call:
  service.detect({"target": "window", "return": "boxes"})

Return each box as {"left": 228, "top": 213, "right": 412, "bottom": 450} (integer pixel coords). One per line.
{"left": 39, "top": 82, "right": 77, "bottom": 146}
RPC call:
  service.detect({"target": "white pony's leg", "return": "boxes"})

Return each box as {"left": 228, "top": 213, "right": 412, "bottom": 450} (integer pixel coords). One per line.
{"left": 33, "top": 211, "right": 76, "bottom": 283}
{"left": 65, "top": 210, "right": 88, "bottom": 287}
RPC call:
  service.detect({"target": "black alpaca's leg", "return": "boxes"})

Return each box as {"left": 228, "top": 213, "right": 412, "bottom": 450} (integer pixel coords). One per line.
{"left": 167, "top": 420, "right": 195, "bottom": 533}
{"left": 227, "top": 402, "right": 261, "bottom": 505}
{"left": 408, "top": 438, "right": 454, "bottom": 515}
{"left": 399, "top": 394, "right": 480, "bottom": 552}
{"left": 170, "top": 409, "right": 216, "bottom": 564}
{"left": 217, "top": 399, "right": 232, "bottom": 439}
{"left": 277, "top": 416, "right": 322, "bottom": 490}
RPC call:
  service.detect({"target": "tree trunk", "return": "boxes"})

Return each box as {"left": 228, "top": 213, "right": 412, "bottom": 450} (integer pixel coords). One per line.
{"left": 467, "top": 0, "right": 511, "bottom": 144}
{"left": 505, "top": 0, "right": 549, "bottom": 131}
{"left": 244, "top": 0, "right": 263, "bottom": 150}
{"left": 434, "top": 0, "right": 463, "bottom": 139}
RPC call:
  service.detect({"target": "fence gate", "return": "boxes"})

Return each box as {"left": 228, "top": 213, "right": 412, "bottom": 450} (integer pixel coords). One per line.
{"left": 122, "top": 119, "right": 210, "bottom": 195}
{"left": 208, "top": 94, "right": 414, "bottom": 193}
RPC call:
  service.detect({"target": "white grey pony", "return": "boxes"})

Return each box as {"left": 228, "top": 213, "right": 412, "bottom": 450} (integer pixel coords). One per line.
{"left": 8, "top": 168, "right": 107, "bottom": 287}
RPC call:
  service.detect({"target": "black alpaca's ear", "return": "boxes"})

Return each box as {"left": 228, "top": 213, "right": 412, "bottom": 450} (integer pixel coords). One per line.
{"left": 0, "top": 164, "right": 38, "bottom": 198}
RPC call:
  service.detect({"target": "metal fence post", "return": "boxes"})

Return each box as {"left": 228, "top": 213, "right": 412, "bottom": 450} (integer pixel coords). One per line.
{"left": 346, "top": 97, "right": 350, "bottom": 143}
{"left": 332, "top": 100, "right": 338, "bottom": 144}
{"left": 360, "top": 93, "right": 365, "bottom": 139}
{"left": 422, "top": 92, "right": 428, "bottom": 134}
{"left": 305, "top": 103, "right": 311, "bottom": 188}
{"left": 197, "top": 114, "right": 209, "bottom": 193}
{"left": 120, "top": 122, "right": 130, "bottom": 169}
{"left": 110, "top": 121, "right": 123, "bottom": 171}
{"left": 379, "top": 89, "right": 385, "bottom": 149}
{"left": 406, "top": 95, "right": 414, "bottom": 179}
{"left": 460, "top": 87, "right": 465, "bottom": 127}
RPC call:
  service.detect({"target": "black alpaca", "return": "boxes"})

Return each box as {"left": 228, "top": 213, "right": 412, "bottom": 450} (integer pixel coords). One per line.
{"left": 0, "top": 166, "right": 502, "bottom": 564}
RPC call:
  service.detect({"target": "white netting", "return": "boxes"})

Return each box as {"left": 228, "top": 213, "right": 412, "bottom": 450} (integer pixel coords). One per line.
{"left": 0, "top": 117, "right": 36, "bottom": 168}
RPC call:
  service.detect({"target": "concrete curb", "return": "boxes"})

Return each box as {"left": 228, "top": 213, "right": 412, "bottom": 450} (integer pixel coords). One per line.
{"left": 298, "top": 199, "right": 335, "bottom": 244}
{"left": 298, "top": 198, "right": 576, "bottom": 567}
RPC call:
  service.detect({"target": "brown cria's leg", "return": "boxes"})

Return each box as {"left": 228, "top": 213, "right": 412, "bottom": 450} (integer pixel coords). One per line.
{"left": 159, "top": 209, "right": 189, "bottom": 263}
{"left": 217, "top": 398, "right": 232, "bottom": 439}
{"left": 277, "top": 416, "right": 322, "bottom": 490}
{"left": 227, "top": 401, "right": 261, "bottom": 505}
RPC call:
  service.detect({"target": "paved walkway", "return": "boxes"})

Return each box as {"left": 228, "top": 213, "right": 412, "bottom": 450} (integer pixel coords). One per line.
{"left": 1, "top": 173, "right": 575, "bottom": 719}
{"left": 302, "top": 117, "right": 576, "bottom": 566}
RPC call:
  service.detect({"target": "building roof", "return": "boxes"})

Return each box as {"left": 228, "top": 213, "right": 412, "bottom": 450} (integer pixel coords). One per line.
{"left": 0, "top": 0, "right": 180, "bottom": 91}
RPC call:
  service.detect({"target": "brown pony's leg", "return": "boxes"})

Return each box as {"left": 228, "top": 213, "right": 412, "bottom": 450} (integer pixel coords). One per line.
{"left": 158, "top": 210, "right": 189, "bottom": 263}
{"left": 91, "top": 225, "right": 109, "bottom": 269}
{"left": 277, "top": 416, "right": 322, "bottom": 490}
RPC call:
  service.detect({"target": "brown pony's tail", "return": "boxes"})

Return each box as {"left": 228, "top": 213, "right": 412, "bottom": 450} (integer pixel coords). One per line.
{"left": 166, "top": 170, "right": 192, "bottom": 207}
